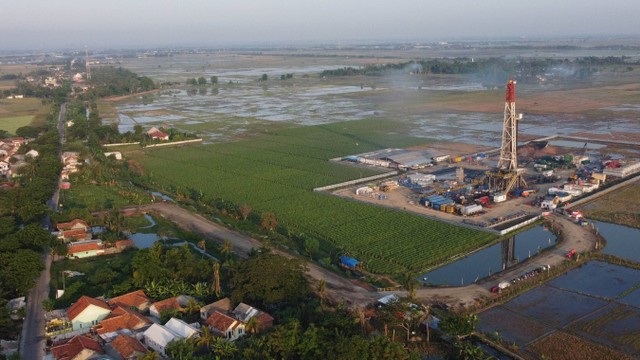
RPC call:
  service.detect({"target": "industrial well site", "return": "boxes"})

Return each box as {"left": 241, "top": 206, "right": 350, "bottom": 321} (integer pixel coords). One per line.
{"left": 329, "top": 81, "right": 640, "bottom": 235}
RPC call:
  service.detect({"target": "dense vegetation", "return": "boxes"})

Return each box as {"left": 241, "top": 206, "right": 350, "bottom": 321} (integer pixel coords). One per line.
{"left": 85, "top": 66, "right": 155, "bottom": 98}
{"left": 0, "top": 105, "right": 62, "bottom": 338}
{"left": 320, "top": 56, "right": 638, "bottom": 86}
{"left": 136, "top": 120, "right": 495, "bottom": 275}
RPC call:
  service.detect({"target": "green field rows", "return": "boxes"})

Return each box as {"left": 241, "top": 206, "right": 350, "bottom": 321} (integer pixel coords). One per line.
{"left": 139, "top": 120, "right": 495, "bottom": 275}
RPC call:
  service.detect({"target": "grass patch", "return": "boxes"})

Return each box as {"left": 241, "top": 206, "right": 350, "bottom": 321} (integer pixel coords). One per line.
{"left": 50, "top": 250, "right": 137, "bottom": 308}
{"left": 137, "top": 118, "right": 496, "bottom": 275}
{"left": 0, "top": 115, "right": 34, "bottom": 134}
{"left": 58, "top": 182, "right": 151, "bottom": 216}
{"left": 0, "top": 98, "right": 49, "bottom": 133}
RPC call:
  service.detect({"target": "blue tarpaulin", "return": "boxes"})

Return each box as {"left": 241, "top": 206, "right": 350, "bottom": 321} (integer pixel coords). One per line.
{"left": 339, "top": 256, "right": 360, "bottom": 269}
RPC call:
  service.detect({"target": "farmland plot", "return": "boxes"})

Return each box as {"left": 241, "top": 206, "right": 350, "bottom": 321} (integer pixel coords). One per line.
{"left": 139, "top": 121, "right": 494, "bottom": 275}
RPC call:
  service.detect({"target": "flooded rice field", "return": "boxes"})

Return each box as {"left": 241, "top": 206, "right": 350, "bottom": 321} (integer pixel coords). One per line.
{"left": 478, "top": 261, "right": 640, "bottom": 357}
{"left": 107, "top": 55, "right": 640, "bottom": 145}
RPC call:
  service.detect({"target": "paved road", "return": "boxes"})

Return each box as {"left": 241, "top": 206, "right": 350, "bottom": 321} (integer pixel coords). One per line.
{"left": 20, "top": 252, "right": 52, "bottom": 360}
{"left": 21, "top": 103, "right": 65, "bottom": 360}
{"left": 132, "top": 204, "right": 598, "bottom": 310}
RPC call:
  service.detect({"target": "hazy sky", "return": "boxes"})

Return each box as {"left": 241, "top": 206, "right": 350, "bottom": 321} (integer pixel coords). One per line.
{"left": 2, "top": 0, "right": 640, "bottom": 49}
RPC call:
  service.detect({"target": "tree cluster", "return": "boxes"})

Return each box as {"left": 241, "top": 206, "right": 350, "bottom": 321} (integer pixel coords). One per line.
{"left": 85, "top": 66, "right": 155, "bottom": 98}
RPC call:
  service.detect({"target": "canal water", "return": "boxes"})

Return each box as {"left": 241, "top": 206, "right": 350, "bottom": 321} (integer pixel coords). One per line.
{"left": 419, "top": 226, "right": 556, "bottom": 286}
{"left": 593, "top": 221, "right": 640, "bottom": 262}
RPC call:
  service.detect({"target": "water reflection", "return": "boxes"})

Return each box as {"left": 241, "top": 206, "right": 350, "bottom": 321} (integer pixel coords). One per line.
{"left": 419, "top": 226, "right": 556, "bottom": 286}
{"left": 593, "top": 221, "right": 640, "bottom": 262}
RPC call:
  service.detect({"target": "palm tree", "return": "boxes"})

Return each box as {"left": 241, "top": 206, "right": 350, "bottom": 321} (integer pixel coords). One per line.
{"left": 401, "top": 272, "right": 418, "bottom": 299}
{"left": 140, "top": 351, "right": 160, "bottom": 360}
{"left": 419, "top": 305, "right": 431, "bottom": 344}
{"left": 220, "top": 239, "right": 233, "bottom": 259}
{"left": 211, "top": 337, "right": 238, "bottom": 358}
{"left": 212, "top": 262, "right": 221, "bottom": 297}
{"left": 317, "top": 279, "right": 327, "bottom": 308}
{"left": 245, "top": 316, "right": 261, "bottom": 335}
{"left": 194, "top": 326, "right": 216, "bottom": 351}
{"left": 197, "top": 240, "right": 206, "bottom": 259}
{"left": 184, "top": 298, "right": 201, "bottom": 316}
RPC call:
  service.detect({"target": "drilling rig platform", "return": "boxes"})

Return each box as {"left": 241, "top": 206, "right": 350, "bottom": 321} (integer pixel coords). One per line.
{"left": 487, "top": 80, "right": 527, "bottom": 194}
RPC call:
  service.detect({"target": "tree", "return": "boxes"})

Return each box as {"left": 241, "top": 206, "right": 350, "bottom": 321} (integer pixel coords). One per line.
{"left": 197, "top": 240, "right": 206, "bottom": 258}
{"left": 166, "top": 338, "right": 196, "bottom": 360}
{"left": 220, "top": 239, "right": 233, "bottom": 259}
{"left": 245, "top": 315, "right": 261, "bottom": 334}
{"left": 303, "top": 238, "right": 319, "bottom": 257}
{"left": 212, "top": 261, "right": 221, "bottom": 297}
{"left": 186, "top": 78, "right": 198, "bottom": 86}
{"left": 210, "top": 76, "right": 218, "bottom": 85}
{"left": 42, "top": 298, "right": 55, "bottom": 312}
{"left": 16, "top": 126, "right": 40, "bottom": 138}
{"left": 260, "top": 212, "right": 277, "bottom": 232}
{"left": 401, "top": 272, "right": 418, "bottom": 299}
{"left": 440, "top": 313, "right": 478, "bottom": 339}
{"left": 197, "top": 77, "right": 207, "bottom": 86}
{"left": 238, "top": 204, "right": 252, "bottom": 221}
{"left": 317, "top": 279, "right": 327, "bottom": 308}
{"left": 0, "top": 249, "right": 44, "bottom": 296}
{"left": 211, "top": 337, "right": 238, "bottom": 358}
{"left": 230, "top": 253, "right": 309, "bottom": 307}
{"left": 261, "top": 73, "right": 268, "bottom": 81}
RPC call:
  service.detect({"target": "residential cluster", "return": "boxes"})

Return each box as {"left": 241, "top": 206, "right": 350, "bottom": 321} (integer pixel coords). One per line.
{"left": 45, "top": 290, "right": 273, "bottom": 359}
{"left": 0, "top": 137, "right": 36, "bottom": 185}
{"left": 54, "top": 218, "right": 134, "bottom": 259}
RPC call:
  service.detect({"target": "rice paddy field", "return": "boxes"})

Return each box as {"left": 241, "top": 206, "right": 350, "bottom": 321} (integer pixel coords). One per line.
{"left": 478, "top": 261, "right": 640, "bottom": 359}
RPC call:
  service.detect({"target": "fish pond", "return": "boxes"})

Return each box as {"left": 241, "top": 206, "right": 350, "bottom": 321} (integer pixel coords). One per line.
{"left": 418, "top": 225, "right": 556, "bottom": 286}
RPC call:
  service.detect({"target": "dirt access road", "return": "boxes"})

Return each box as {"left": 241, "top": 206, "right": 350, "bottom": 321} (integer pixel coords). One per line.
{"left": 132, "top": 203, "right": 597, "bottom": 309}
{"left": 132, "top": 203, "right": 390, "bottom": 307}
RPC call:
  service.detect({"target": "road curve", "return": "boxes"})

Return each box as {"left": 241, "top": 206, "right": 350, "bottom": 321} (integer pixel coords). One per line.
{"left": 131, "top": 203, "right": 598, "bottom": 309}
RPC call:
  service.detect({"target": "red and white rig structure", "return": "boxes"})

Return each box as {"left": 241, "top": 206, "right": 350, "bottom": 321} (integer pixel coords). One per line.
{"left": 488, "top": 80, "right": 527, "bottom": 193}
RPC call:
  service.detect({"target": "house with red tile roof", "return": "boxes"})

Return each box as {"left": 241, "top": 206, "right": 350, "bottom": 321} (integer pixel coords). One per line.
{"left": 114, "top": 239, "right": 135, "bottom": 251}
{"left": 110, "top": 334, "right": 147, "bottom": 359}
{"left": 67, "top": 240, "right": 104, "bottom": 259}
{"left": 51, "top": 335, "right": 103, "bottom": 360}
{"left": 60, "top": 229, "right": 91, "bottom": 243}
{"left": 56, "top": 219, "right": 90, "bottom": 232}
{"left": 148, "top": 130, "right": 169, "bottom": 141}
{"left": 205, "top": 311, "right": 245, "bottom": 341}
{"left": 92, "top": 306, "right": 152, "bottom": 335}
{"left": 149, "top": 295, "right": 193, "bottom": 319}
{"left": 67, "top": 296, "right": 111, "bottom": 331}
{"left": 108, "top": 290, "right": 151, "bottom": 313}
{"left": 232, "top": 303, "right": 274, "bottom": 332}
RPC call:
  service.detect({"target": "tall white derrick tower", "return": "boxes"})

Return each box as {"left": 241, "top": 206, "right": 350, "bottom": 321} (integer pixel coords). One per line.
{"left": 488, "top": 80, "right": 527, "bottom": 193}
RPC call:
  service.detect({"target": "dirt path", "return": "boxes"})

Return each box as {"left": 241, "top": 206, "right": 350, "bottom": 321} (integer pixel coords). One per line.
{"left": 129, "top": 204, "right": 597, "bottom": 309}
{"left": 131, "top": 203, "right": 391, "bottom": 306}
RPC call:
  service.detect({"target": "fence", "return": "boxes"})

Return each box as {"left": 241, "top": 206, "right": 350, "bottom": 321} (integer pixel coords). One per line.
{"left": 313, "top": 171, "right": 398, "bottom": 192}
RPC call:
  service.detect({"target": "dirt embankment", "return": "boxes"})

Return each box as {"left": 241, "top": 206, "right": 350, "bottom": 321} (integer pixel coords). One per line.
{"left": 127, "top": 203, "right": 597, "bottom": 310}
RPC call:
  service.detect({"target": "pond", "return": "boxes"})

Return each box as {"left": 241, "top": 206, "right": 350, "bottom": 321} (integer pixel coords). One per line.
{"left": 418, "top": 225, "right": 556, "bottom": 286}
{"left": 129, "top": 233, "right": 160, "bottom": 249}
{"left": 593, "top": 221, "right": 640, "bottom": 262}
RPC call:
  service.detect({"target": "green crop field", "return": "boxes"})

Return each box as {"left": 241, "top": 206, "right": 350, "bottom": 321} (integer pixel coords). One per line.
{"left": 0, "top": 97, "right": 49, "bottom": 133}
{"left": 137, "top": 119, "right": 496, "bottom": 275}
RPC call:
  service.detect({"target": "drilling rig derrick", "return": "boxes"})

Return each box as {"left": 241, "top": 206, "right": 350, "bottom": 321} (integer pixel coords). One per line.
{"left": 488, "top": 80, "right": 527, "bottom": 194}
